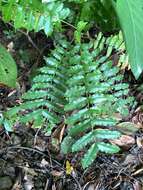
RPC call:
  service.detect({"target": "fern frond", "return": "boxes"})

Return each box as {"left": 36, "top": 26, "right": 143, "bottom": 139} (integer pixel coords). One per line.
{"left": 0, "top": 0, "right": 70, "bottom": 35}
{"left": 6, "top": 40, "right": 69, "bottom": 134}
{"left": 61, "top": 32, "right": 134, "bottom": 168}
{"left": 4, "top": 32, "right": 134, "bottom": 168}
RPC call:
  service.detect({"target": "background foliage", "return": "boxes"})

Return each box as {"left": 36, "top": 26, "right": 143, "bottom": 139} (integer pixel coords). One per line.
{"left": 112, "top": 0, "right": 143, "bottom": 79}
{"left": 0, "top": 44, "right": 17, "bottom": 87}
{"left": 0, "top": 0, "right": 70, "bottom": 35}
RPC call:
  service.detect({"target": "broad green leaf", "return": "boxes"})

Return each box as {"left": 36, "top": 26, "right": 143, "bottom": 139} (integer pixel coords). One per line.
{"left": 42, "top": 110, "right": 60, "bottom": 123}
{"left": 6, "top": 107, "right": 21, "bottom": 117}
{"left": 89, "top": 94, "right": 115, "bottom": 104}
{"left": 66, "top": 108, "right": 88, "bottom": 125}
{"left": 74, "top": 21, "right": 87, "bottom": 43}
{"left": 33, "top": 115, "right": 44, "bottom": 128}
{"left": 91, "top": 118, "right": 118, "bottom": 126}
{"left": 0, "top": 44, "right": 17, "bottom": 87}
{"left": 94, "top": 129, "right": 121, "bottom": 139}
{"left": 77, "top": 21, "right": 88, "bottom": 31}
{"left": 65, "top": 97, "right": 87, "bottom": 111}
{"left": 1, "top": 0, "right": 16, "bottom": 21}
{"left": 20, "top": 110, "right": 42, "bottom": 123}
{"left": 72, "top": 132, "right": 95, "bottom": 152}
{"left": 114, "top": 83, "right": 129, "bottom": 91}
{"left": 65, "top": 86, "right": 85, "bottom": 99}
{"left": 3, "top": 119, "right": 13, "bottom": 132}
{"left": 97, "top": 142, "right": 120, "bottom": 154}
{"left": 112, "top": 0, "right": 143, "bottom": 79}
{"left": 61, "top": 136, "right": 75, "bottom": 154}
{"left": 26, "top": 11, "right": 35, "bottom": 31}
{"left": 81, "top": 143, "right": 99, "bottom": 169}
{"left": 68, "top": 119, "right": 91, "bottom": 136}
{"left": 14, "top": 6, "right": 25, "bottom": 29}
{"left": 22, "top": 91, "right": 48, "bottom": 99}
{"left": 44, "top": 16, "right": 52, "bottom": 35}
{"left": 104, "top": 67, "right": 119, "bottom": 78}
{"left": 117, "top": 122, "right": 138, "bottom": 135}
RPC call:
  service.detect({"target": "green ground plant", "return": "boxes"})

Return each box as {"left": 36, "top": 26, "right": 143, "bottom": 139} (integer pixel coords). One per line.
{"left": 5, "top": 33, "right": 134, "bottom": 168}
{"left": 0, "top": 0, "right": 142, "bottom": 169}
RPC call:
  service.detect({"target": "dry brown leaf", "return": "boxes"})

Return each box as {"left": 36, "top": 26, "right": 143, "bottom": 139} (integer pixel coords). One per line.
{"left": 116, "top": 122, "right": 139, "bottom": 135}
{"left": 123, "top": 154, "right": 137, "bottom": 165}
{"left": 59, "top": 124, "right": 65, "bottom": 143}
{"left": 132, "top": 168, "right": 143, "bottom": 176}
{"left": 34, "top": 137, "right": 46, "bottom": 151}
{"left": 51, "top": 123, "right": 65, "bottom": 150}
{"left": 52, "top": 122, "right": 64, "bottom": 139}
{"left": 110, "top": 135, "right": 135, "bottom": 148}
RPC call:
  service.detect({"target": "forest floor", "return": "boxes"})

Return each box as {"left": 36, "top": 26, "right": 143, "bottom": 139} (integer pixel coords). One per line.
{"left": 1, "top": 20, "right": 143, "bottom": 190}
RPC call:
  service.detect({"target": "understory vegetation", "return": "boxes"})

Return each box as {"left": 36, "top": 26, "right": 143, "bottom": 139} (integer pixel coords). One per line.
{"left": 0, "top": 0, "right": 143, "bottom": 176}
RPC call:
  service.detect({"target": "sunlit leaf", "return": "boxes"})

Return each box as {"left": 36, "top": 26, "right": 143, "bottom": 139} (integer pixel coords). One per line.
{"left": 112, "top": 0, "right": 143, "bottom": 79}
{"left": 0, "top": 44, "right": 17, "bottom": 87}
